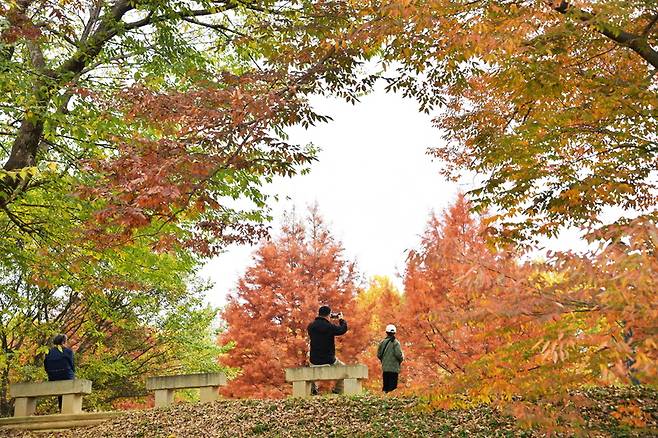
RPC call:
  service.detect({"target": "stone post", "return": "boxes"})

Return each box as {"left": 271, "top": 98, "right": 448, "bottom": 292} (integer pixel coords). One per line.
{"left": 154, "top": 389, "right": 175, "bottom": 408}
{"left": 61, "top": 393, "right": 83, "bottom": 414}
{"left": 13, "top": 397, "right": 36, "bottom": 417}
{"left": 199, "top": 386, "right": 220, "bottom": 403}
{"left": 342, "top": 378, "right": 362, "bottom": 395}
{"left": 291, "top": 381, "right": 312, "bottom": 398}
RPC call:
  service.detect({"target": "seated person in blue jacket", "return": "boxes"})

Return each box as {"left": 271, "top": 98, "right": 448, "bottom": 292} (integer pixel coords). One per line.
{"left": 307, "top": 305, "right": 348, "bottom": 395}
{"left": 43, "top": 334, "right": 75, "bottom": 411}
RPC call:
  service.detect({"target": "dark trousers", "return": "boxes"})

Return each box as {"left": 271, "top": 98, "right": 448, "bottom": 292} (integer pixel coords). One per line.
{"left": 382, "top": 372, "right": 399, "bottom": 393}
{"left": 48, "top": 375, "right": 71, "bottom": 411}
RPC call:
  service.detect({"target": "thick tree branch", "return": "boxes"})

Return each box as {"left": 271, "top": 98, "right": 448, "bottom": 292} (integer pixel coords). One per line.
{"left": 3, "top": 0, "right": 244, "bottom": 174}
{"left": 3, "top": 0, "right": 134, "bottom": 173}
{"left": 25, "top": 41, "right": 49, "bottom": 76}
{"left": 123, "top": 5, "right": 239, "bottom": 31}
{"left": 81, "top": 0, "right": 104, "bottom": 43}
{"left": 553, "top": 1, "right": 658, "bottom": 69}
{"left": 57, "top": 0, "right": 134, "bottom": 78}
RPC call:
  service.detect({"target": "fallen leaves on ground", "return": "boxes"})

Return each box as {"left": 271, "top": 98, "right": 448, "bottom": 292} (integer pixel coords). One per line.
{"left": 1, "top": 387, "right": 655, "bottom": 437}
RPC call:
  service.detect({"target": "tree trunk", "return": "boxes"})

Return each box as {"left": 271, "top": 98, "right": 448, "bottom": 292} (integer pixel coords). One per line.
{"left": 0, "top": 334, "right": 11, "bottom": 417}
{"left": 3, "top": 116, "right": 44, "bottom": 171}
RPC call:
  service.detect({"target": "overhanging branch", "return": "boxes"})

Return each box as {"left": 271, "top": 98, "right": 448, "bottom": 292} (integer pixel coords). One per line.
{"left": 553, "top": 1, "right": 658, "bottom": 69}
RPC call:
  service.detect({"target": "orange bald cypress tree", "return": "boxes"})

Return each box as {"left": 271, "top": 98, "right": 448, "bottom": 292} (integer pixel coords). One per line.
{"left": 400, "top": 195, "right": 525, "bottom": 386}
{"left": 397, "top": 202, "right": 657, "bottom": 432}
{"left": 219, "top": 206, "right": 369, "bottom": 398}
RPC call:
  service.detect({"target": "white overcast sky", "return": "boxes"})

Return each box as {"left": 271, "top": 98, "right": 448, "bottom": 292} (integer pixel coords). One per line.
{"left": 199, "top": 87, "right": 590, "bottom": 308}
{"left": 200, "top": 88, "right": 464, "bottom": 307}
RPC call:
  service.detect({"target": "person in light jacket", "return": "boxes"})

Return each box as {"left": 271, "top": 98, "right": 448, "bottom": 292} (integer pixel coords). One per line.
{"left": 377, "top": 324, "right": 403, "bottom": 393}
{"left": 43, "top": 334, "right": 75, "bottom": 410}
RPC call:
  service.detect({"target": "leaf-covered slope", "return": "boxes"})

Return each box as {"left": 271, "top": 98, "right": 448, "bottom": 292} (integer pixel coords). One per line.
{"left": 3, "top": 388, "right": 657, "bottom": 438}
{"left": 1, "top": 397, "right": 526, "bottom": 438}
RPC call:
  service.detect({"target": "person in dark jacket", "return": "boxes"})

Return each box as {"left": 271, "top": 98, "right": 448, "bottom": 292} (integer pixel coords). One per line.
{"left": 377, "top": 324, "right": 403, "bottom": 393}
{"left": 307, "top": 305, "right": 348, "bottom": 394}
{"left": 44, "top": 334, "right": 75, "bottom": 410}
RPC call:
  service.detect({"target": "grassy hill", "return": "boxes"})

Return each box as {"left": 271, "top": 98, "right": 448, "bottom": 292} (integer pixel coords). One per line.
{"left": 2, "top": 387, "right": 656, "bottom": 437}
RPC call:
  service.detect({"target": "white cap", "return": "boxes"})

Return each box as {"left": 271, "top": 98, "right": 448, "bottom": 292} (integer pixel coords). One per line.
{"left": 385, "top": 324, "right": 396, "bottom": 333}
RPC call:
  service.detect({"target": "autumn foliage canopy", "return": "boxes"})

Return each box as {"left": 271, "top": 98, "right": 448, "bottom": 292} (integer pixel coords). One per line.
{"left": 0, "top": 0, "right": 655, "bottom": 428}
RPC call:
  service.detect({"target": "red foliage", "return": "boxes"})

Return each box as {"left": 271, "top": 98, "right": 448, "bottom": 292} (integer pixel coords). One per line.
{"left": 219, "top": 206, "right": 370, "bottom": 398}
{"left": 77, "top": 70, "right": 317, "bottom": 254}
{"left": 394, "top": 197, "right": 657, "bottom": 416}
{"left": 399, "top": 195, "right": 526, "bottom": 385}
{"left": 218, "top": 196, "right": 657, "bottom": 411}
